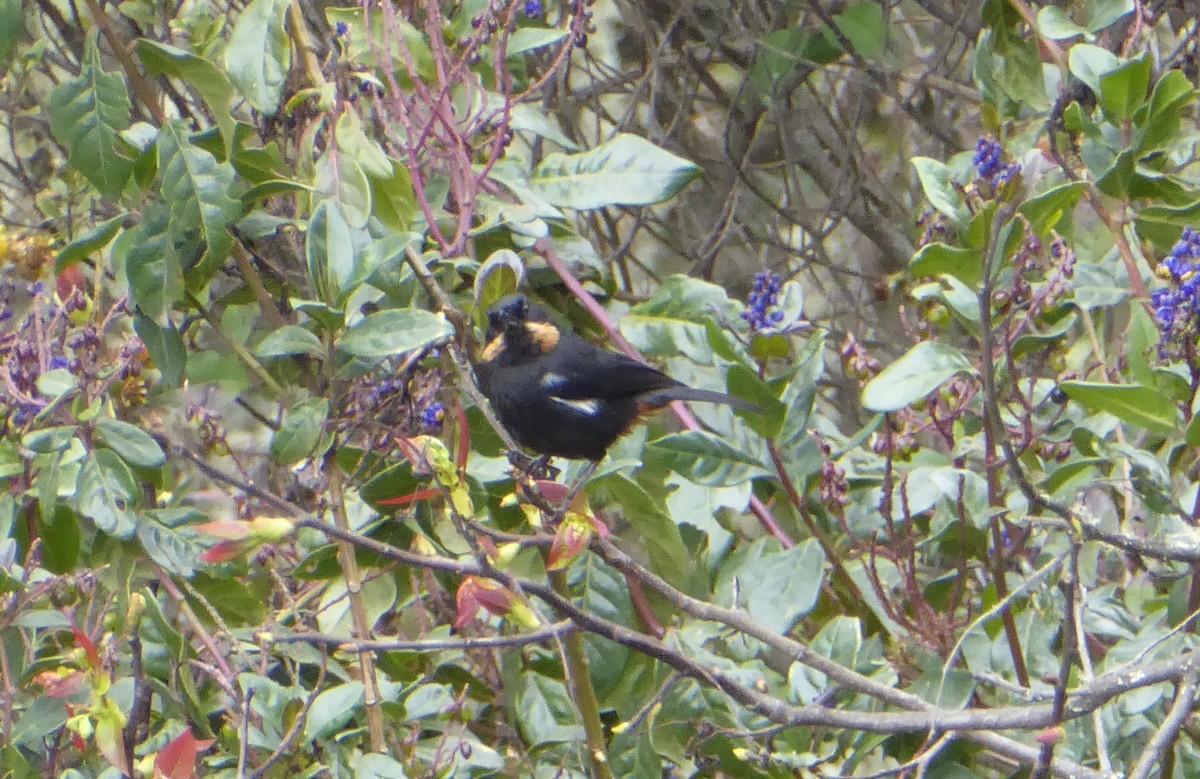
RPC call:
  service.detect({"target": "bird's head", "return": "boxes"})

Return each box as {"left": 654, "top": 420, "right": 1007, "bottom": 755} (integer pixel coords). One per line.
{"left": 480, "top": 294, "right": 561, "bottom": 364}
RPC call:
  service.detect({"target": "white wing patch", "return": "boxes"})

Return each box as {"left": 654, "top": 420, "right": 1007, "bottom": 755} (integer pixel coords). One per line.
{"left": 550, "top": 396, "right": 602, "bottom": 416}
{"left": 540, "top": 371, "right": 566, "bottom": 389}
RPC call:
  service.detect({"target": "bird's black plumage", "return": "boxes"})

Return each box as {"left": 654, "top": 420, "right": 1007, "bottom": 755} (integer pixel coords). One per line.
{"left": 475, "top": 294, "right": 756, "bottom": 461}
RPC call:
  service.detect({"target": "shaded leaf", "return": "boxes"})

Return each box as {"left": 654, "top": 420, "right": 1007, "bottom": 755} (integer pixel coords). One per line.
{"left": 134, "top": 313, "right": 187, "bottom": 388}
{"left": 255, "top": 325, "right": 324, "bottom": 359}
{"left": 56, "top": 214, "right": 127, "bottom": 272}
{"left": 306, "top": 199, "right": 357, "bottom": 305}
{"left": 76, "top": 451, "right": 138, "bottom": 540}
{"left": 158, "top": 121, "right": 240, "bottom": 275}
{"left": 270, "top": 397, "right": 329, "bottom": 465}
{"left": 94, "top": 418, "right": 165, "bottom": 468}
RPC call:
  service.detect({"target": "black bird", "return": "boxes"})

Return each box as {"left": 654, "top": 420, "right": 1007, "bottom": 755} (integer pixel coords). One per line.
{"left": 476, "top": 294, "right": 757, "bottom": 461}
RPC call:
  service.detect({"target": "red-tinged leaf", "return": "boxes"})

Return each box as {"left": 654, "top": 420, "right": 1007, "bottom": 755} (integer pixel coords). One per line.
{"left": 455, "top": 576, "right": 514, "bottom": 628}
{"left": 548, "top": 516, "right": 592, "bottom": 571}
{"left": 377, "top": 486, "right": 440, "bottom": 507}
{"left": 194, "top": 520, "right": 256, "bottom": 540}
{"left": 1035, "top": 726, "right": 1065, "bottom": 745}
{"left": 34, "top": 670, "right": 88, "bottom": 698}
{"left": 155, "top": 727, "right": 215, "bottom": 779}
{"left": 476, "top": 535, "right": 500, "bottom": 559}
{"left": 57, "top": 265, "right": 87, "bottom": 299}
{"left": 71, "top": 626, "right": 101, "bottom": 671}
{"left": 200, "top": 539, "right": 246, "bottom": 563}
{"left": 532, "top": 480, "right": 568, "bottom": 503}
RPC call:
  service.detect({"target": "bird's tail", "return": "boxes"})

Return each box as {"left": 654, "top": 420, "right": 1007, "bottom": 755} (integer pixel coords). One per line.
{"left": 639, "top": 387, "right": 760, "bottom": 414}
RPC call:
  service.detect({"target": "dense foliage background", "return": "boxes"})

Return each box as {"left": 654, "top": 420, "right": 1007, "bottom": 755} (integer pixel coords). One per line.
{"left": 3, "top": 0, "right": 1200, "bottom": 777}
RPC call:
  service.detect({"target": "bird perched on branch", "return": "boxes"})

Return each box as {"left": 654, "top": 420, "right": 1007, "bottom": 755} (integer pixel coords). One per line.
{"left": 476, "top": 294, "right": 757, "bottom": 461}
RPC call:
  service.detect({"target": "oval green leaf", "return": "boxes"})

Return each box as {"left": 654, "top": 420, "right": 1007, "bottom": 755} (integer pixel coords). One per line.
{"left": 531, "top": 133, "right": 700, "bottom": 210}
{"left": 95, "top": 417, "right": 166, "bottom": 468}
{"left": 337, "top": 309, "right": 453, "bottom": 362}
{"left": 861, "top": 341, "right": 974, "bottom": 412}
{"left": 1058, "top": 381, "right": 1181, "bottom": 437}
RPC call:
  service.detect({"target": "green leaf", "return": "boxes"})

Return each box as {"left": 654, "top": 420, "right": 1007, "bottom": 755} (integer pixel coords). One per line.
{"left": 255, "top": 325, "right": 324, "bottom": 359}
{"left": 305, "top": 682, "right": 365, "bottom": 740}
{"left": 369, "top": 161, "right": 417, "bottom": 233}
{"left": 306, "top": 199, "right": 357, "bottom": 305}
{"left": 315, "top": 574, "right": 396, "bottom": 638}
{"left": 125, "top": 203, "right": 180, "bottom": 319}
{"left": 335, "top": 110, "right": 392, "bottom": 178}
{"left": 598, "top": 474, "right": 691, "bottom": 588}
{"left": 509, "top": 102, "right": 578, "bottom": 150}
{"left": 134, "top": 313, "right": 187, "bottom": 388}
{"left": 354, "top": 753, "right": 410, "bottom": 779}
{"left": 0, "top": 0, "right": 22, "bottom": 76}
{"left": 94, "top": 418, "right": 165, "bottom": 468}
{"left": 1072, "top": 259, "right": 1129, "bottom": 309}
{"left": 573, "top": 555, "right": 633, "bottom": 699}
{"left": 719, "top": 538, "right": 826, "bottom": 634}
{"left": 1018, "top": 181, "right": 1086, "bottom": 236}
{"left": 337, "top": 309, "right": 453, "bottom": 362}
{"left": 515, "top": 672, "right": 585, "bottom": 746}
{"left": 473, "top": 249, "right": 524, "bottom": 318}
{"left": 725, "top": 365, "right": 786, "bottom": 438}
{"left": 531, "top": 133, "right": 700, "bottom": 210}
{"left": 325, "top": 7, "right": 434, "bottom": 82}
{"left": 158, "top": 121, "right": 240, "bottom": 275}
{"left": 1087, "top": 0, "right": 1134, "bottom": 32}
{"left": 1137, "top": 69, "right": 1197, "bottom": 154}
{"left": 192, "top": 573, "right": 268, "bottom": 625}
{"left": 135, "top": 40, "right": 236, "bottom": 154}
{"left": 48, "top": 33, "right": 133, "bottom": 198}
{"left": 621, "top": 275, "right": 737, "bottom": 363}
{"left": 1058, "top": 381, "right": 1180, "bottom": 437}
{"left": 224, "top": 0, "right": 289, "bottom": 114}
{"left": 36, "top": 369, "right": 77, "bottom": 399}
{"left": 834, "top": 1, "right": 885, "bottom": 58}
{"left": 76, "top": 450, "right": 138, "bottom": 540}
{"left": 506, "top": 27, "right": 568, "bottom": 56}
{"left": 1068, "top": 44, "right": 1120, "bottom": 99}
{"left": 911, "top": 157, "right": 964, "bottom": 223}
{"left": 647, "top": 431, "right": 772, "bottom": 487}
{"left": 1037, "top": 7, "right": 1089, "bottom": 40}
{"left": 23, "top": 426, "right": 76, "bottom": 454}
{"left": 909, "top": 243, "right": 981, "bottom": 284}
{"left": 56, "top": 214, "right": 128, "bottom": 272}
{"left": 270, "top": 397, "right": 329, "bottom": 465}
{"left": 861, "top": 342, "right": 974, "bottom": 412}
{"left": 315, "top": 152, "right": 372, "bottom": 229}
{"left": 139, "top": 508, "right": 207, "bottom": 577}
{"left": 1098, "top": 54, "right": 1151, "bottom": 121}
{"left": 38, "top": 505, "right": 81, "bottom": 574}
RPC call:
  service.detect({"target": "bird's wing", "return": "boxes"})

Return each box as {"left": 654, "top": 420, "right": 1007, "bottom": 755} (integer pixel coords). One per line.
{"left": 545, "top": 337, "right": 681, "bottom": 401}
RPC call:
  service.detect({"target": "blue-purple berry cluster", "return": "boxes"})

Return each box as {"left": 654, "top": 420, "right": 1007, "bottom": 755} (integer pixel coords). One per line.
{"left": 523, "top": 1, "right": 543, "bottom": 17}
{"left": 743, "top": 270, "right": 785, "bottom": 332}
{"left": 973, "top": 137, "right": 1021, "bottom": 190}
{"left": 1152, "top": 227, "right": 1200, "bottom": 357}
{"left": 422, "top": 401, "right": 446, "bottom": 431}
